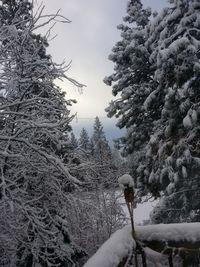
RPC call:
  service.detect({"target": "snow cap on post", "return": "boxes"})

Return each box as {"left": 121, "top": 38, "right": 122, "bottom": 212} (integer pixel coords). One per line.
{"left": 118, "top": 174, "right": 134, "bottom": 190}
{"left": 119, "top": 174, "right": 135, "bottom": 236}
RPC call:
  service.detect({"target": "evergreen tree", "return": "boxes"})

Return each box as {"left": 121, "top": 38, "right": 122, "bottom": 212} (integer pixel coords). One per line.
{"left": 79, "top": 128, "right": 90, "bottom": 152}
{"left": 104, "top": 0, "right": 153, "bottom": 156}
{"left": 106, "top": 0, "right": 200, "bottom": 223}
{"left": 70, "top": 132, "right": 78, "bottom": 150}
{"left": 0, "top": 1, "right": 84, "bottom": 265}
{"left": 90, "top": 117, "right": 117, "bottom": 186}
{"left": 91, "top": 117, "right": 112, "bottom": 164}
{"left": 145, "top": 0, "right": 200, "bottom": 223}
{"left": 104, "top": 0, "right": 159, "bottom": 194}
{"left": 103, "top": 0, "right": 160, "bottom": 196}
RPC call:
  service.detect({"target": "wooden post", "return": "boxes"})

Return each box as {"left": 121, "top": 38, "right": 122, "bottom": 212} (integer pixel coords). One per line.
{"left": 124, "top": 186, "right": 135, "bottom": 237}
{"left": 123, "top": 183, "right": 147, "bottom": 267}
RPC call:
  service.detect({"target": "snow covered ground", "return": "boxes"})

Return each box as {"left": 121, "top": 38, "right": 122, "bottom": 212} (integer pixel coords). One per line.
{"left": 134, "top": 200, "right": 158, "bottom": 224}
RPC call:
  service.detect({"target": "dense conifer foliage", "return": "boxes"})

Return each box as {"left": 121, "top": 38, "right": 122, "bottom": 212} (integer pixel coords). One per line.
{"left": 105, "top": 0, "right": 200, "bottom": 223}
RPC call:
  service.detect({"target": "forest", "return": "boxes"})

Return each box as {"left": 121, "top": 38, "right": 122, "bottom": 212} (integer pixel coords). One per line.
{"left": 0, "top": 0, "right": 200, "bottom": 266}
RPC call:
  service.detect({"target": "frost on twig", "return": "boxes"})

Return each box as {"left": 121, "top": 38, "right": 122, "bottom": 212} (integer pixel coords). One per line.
{"left": 0, "top": 0, "right": 85, "bottom": 265}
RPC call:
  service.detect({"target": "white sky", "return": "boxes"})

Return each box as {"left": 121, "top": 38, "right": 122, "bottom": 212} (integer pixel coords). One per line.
{"left": 38, "top": 0, "right": 167, "bottom": 138}
{"left": 40, "top": 0, "right": 126, "bottom": 117}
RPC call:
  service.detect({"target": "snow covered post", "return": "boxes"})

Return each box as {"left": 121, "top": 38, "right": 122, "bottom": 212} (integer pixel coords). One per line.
{"left": 118, "top": 174, "right": 147, "bottom": 267}
{"left": 118, "top": 174, "right": 135, "bottom": 237}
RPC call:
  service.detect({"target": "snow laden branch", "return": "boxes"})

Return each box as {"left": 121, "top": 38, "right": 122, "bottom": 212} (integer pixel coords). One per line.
{"left": 0, "top": 1, "right": 85, "bottom": 266}
{"left": 104, "top": 0, "right": 200, "bottom": 228}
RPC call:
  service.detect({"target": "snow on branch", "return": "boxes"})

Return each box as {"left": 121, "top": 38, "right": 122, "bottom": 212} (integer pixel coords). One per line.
{"left": 0, "top": 135, "right": 81, "bottom": 185}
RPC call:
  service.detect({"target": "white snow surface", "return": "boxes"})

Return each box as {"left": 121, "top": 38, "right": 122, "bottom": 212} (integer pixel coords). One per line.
{"left": 83, "top": 225, "right": 135, "bottom": 267}
{"left": 137, "top": 223, "right": 200, "bottom": 243}
{"left": 118, "top": 174, "right": 134, "bottom": 189}
{"left": 84, "top": 223, "right": 200, "bottom": 267}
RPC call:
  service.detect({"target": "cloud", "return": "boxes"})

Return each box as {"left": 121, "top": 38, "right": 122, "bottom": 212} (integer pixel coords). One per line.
{"left": 36, "top": 0, "right": 167, "bottom": 141}
{"left": 39, "top": 0, "right": 127, "bottom": 121}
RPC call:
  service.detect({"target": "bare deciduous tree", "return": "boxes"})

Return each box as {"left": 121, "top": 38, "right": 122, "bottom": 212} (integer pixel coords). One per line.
{"left": 0, "top": 1, "right": 85, "bottom": 266}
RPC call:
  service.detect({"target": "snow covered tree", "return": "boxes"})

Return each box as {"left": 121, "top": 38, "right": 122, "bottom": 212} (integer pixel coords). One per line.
{"left": 91, "top": 117, "right": 112, "bottom": 163}
{"left": 112, "top": 147, "right": 128, "bottom": 176}
{"left": 64, "top": 119, "right": 128, "bottom": 257}
{"left": 63, "top": 129, "right": 127, "bottom": 258}
{"left": 0, "top": 1, "right": 85, "bottom": 266}
{"left": 79, "top": 128, "right": 90, "bottom": 154}
{"left": 69, "top": 132, "right": 78, "bottom": 150}
{"left": 104, "top": 0, "right": 154, "bottom": 156}
{"left": 106, "top": 0, "right": 200, "bottom": 223}
{"left": 65, "top": 189, "right": 127, "bottom": 258}
{"left": 103, "top": 0, "right": 159, "bottom": 194}
{"left": 144, "top": 0, "right": 200, "bottom": 223}
{"left": 90, "top": 117, "right": 117, "bottom": 186}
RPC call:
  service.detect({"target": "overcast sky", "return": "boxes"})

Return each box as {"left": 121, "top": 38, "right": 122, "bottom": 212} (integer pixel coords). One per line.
{"left": 39, "top": 0, "right": 167, "bottom": 139}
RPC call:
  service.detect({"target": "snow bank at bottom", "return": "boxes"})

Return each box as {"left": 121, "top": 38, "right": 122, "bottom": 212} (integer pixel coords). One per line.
{"left": 83, "top": 223, "right": 200, "bottom": 267}
{"left": 83, "top": 225, "right": 135, "bottom": 267}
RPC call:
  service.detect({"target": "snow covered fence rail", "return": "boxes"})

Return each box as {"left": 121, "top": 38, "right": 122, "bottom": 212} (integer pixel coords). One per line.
{"left": 83, "top": 223, "right": 200, "bottom": 267}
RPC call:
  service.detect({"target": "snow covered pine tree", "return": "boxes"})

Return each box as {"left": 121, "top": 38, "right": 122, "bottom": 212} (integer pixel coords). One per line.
{"left": 103, "top": 0, "right": 159, "bottom": 195}
{"left": 0, "top": 0, "right": 85, "bottom": 266}
{"left": 105, "top": 0, "right": 200, "bottom": 224}
{"left": 91, "top": 117, "right": 112, "bottom": 164}
{"left": 91, "top": 116, "right": 116, "bottom": 186}
{"left": 70, "top": 132, "right": 78, "bottom": 150}
{"left": 79, "top": 128, "right": 90, "bottom": 154}
{"left": 104, "top": 0, "right": 153, "bottom": 156}
{"left": 143, "top": 0, "right": 200, "bottom": 223}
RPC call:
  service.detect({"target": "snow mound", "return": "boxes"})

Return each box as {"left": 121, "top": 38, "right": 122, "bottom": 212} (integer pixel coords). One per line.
{"left": 84, "top": 223, "right": 200, "bottom": 267}
{"left": 83, "top": 225, "right": 135, "bottom": 267}
{"left": 118, "top": 174, "right": 134, "bottom": 189}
